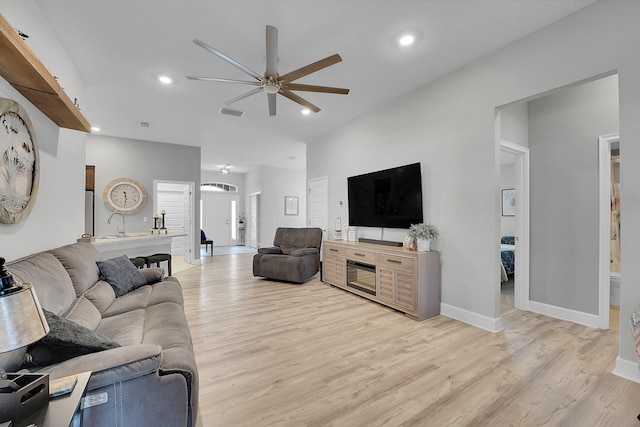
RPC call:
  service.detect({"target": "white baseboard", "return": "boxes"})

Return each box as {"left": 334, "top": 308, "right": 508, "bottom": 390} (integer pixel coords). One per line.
{"left": 528, "top": 300, "right": 600, "bottom": 329}
{"left": 613, "top": 356, "right": 640, "bottom": 384}
{"left": 440, "top": 303, "right": 503, "bottom": 333}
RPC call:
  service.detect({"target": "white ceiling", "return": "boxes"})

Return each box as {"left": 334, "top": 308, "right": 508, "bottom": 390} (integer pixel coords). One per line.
{"left": 33, "top": 0, "right": 595, "bottom": 174}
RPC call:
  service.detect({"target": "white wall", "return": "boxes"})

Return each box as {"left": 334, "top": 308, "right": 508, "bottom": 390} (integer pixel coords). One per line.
{"left": 528, "top": 74, "right": 619, "bottom": 314}
{"left": 1, "top": 3, "right": 88, "bottom": 261}
{"left": 307, "top": 0, "right": 640, "bottom": 370}
{"left": 244, "top": 165, "right": 306, "bottom": 247}
{"left": 500, "top": 164, "right": 516, "bottom": 237}
{"left": 500, "top": 103, "right": 529, "bottom": 147}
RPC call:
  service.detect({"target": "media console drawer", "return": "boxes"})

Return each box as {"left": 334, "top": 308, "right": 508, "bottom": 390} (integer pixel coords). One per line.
{"left": 377, "top": 253, "right": 414, "bottom": 270}
{"left": 345, "top": 248, "right": 376, "bottom": 264}
{"left": 325, "top": 245, "right": 345, "bottom": 256}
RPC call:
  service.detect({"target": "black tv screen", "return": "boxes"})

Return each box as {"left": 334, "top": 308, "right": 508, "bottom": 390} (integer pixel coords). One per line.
{"left": 348, "top": 163, "right": 423, "bottom": 229}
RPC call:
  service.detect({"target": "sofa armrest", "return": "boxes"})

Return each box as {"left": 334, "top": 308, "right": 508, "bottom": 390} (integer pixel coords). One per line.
{"left": 291, "top": 248, "right": 319, "bottom": 257}
{"left": 30, "top": 344, "right": 162, "bottom": 390}
{"left": 257, "top": 247, "right": 282, "bottom": 255}
{"left": 140, "top": 268, "right": 165, "bottom": 284}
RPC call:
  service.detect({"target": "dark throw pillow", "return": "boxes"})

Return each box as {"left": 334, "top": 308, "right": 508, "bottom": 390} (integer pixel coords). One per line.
{"left": 24, "top": 310, "right": 121, "bottom": 367}
{"left": 96, "top": 255, "right": 147, "bottom": 297}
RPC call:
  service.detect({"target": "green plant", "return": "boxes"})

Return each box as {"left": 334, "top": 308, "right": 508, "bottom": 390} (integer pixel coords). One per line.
{"left": 239, "top": 212, "right": 246, "bottom": 223}
{"left": 408, "top": 223, "right": 439, "bottom": 240}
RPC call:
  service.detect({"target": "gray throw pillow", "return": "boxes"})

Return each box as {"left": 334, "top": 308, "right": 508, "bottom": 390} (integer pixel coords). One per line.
{"left": 96, "top": 255, "right": 147, "bottom": 297}
{"left": 24, "top": 310, "right": 121, "bottom": 367}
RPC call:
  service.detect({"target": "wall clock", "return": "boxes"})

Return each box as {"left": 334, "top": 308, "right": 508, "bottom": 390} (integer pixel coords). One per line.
{"left": 102, "top": 177, "right": 147, "bottom": 214}
{"left": 0, "top": 98, "right": 39, "bottom": 224}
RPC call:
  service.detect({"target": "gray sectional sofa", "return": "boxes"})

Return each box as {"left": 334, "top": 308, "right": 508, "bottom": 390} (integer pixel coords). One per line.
{"left": 5, "top": 242, "right": 198, "bottom": 427}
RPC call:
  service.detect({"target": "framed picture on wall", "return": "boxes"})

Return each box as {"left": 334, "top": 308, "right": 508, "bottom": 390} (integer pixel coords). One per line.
{"left": 502, "top": 189, "right": 516, "bottom": 216}
{"left": 285, "top": 196, "right": 299, "bottom": 215}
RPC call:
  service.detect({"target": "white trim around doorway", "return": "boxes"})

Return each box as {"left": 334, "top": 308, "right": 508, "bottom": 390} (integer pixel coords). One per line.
{"left": 598, "top": 133, "right": 619, "bottom": 330}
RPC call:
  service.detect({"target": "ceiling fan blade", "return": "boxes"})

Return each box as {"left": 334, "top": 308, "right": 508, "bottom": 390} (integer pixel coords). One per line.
{"left": 223, "top": 87, "right": 264, "bottom": 106}
{"left": 186, "top": 76, "right": 262, "bottom": 86}
{"left": 265, "top": 25, "right": 278, "bottom": 77}
{"left": 284, "top": 83, "right": 349, "bottom": 94}
{"left": 279, "top": 54, "right": 343, "bottom": 84}
{"left": 279, "top": 89, "right": 321, "bottom": 113}
{"left": 193, "top": 39, "right": 263, "bottom": 82}
{"left": 268, "top": 93, "right": 277, "bottom": 116}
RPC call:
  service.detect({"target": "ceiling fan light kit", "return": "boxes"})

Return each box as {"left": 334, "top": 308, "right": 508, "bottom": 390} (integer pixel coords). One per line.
{"left": 188, "top": 25, "right": 349, "bottom": 116}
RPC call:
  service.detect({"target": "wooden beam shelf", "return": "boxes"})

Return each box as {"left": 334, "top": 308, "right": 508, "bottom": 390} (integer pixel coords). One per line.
{"left": 0, "top": 14, "right": 91, "bottom": 132}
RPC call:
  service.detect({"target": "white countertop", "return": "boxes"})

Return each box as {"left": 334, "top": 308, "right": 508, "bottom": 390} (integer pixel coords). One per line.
{"left": 80, "top": 231, "right": 186, "bottom": 247}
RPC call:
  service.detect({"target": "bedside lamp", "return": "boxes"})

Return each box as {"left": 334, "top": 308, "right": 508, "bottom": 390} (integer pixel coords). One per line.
{"left": 0, "top": 256, "right": 50, "bottom": 424}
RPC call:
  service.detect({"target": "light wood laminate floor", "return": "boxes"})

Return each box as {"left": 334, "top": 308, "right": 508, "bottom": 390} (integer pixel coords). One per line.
{"left": 176, "top": 253, "right": 640, "bottom": 427}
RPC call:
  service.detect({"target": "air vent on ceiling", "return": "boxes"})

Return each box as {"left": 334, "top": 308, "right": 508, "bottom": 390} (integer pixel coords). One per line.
{"left": 219, "top": 107, "right": 244, "bottom": 118}
{"left": 139, "top": 121, "right": 150, "bottom": 128}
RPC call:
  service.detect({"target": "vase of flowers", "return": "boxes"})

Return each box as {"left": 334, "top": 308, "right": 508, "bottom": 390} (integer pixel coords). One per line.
{"left": 407, "top": 223, "right": 439, "bottom": 251}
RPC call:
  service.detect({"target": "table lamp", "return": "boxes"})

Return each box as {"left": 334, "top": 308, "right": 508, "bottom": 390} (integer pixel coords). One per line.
{"left": 0, "top": 256, "right": 50, "bottom": 424}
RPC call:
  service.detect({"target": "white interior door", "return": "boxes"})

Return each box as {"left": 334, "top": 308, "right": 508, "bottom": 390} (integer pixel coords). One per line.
{"left": 181, "top": 185, "right": 193, "bottom": 263}
{"left": 156, "top": 182, "right": 193, "bottom": 257}
{"left": 203, "top": 194, "right": 231, "bottom": 246}
{"left": 248, "top": 192, "right": 260, "bottom": 248}
{"left": 308, "top": 177, "right": 328, "bottom": 239}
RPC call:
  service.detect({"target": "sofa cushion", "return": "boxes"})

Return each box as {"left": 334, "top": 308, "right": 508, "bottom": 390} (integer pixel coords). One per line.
{"left": 96, "top": 256, "right": 147, "bottom": 297}
{"left": 102, "top": 280, "right": 184, "bottom": 318}
{"left": 96, "top": 310, "right": 146, "bottom": 346}
{"left": 25, "top": 309, "right": 121, "bottom": 367}
{"left": 64, "top": 297, "right": 103, "bottom": 331}
{"left": 7, "top": 252, "right": 76, "bottom": 316}
{"left": 83, "top": 281, "right": 117, "bottom": 314}
{"left": 51, "top": 242, "right": 102, "bottom": 296}
{"left": 140, "top": 267, "right": 165, "bottom": 284}
{"left": 273, "top": 227, "right": 323, "bottom": 251}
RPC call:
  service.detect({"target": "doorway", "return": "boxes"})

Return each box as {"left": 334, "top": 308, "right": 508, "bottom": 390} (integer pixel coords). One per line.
{"left": 308, "top": 177, "right": 328, "bottom": 237}
{"left": 598, "top": 133, "right": 620, "bottom": 330}
{"left": 155, "top": 181, "right": 195, "bottom": 264}
{"left": 499, "top": 141, "right": 530, "bottom": 314}
{"left": 248, "top": 192, "right": 261, "bottom": 248}
{"left": 201, "top": 194, "right": 239, "bottom": 247}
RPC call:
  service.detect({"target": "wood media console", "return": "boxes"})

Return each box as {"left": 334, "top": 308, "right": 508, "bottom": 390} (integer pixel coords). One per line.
{"left": 322, "top": 240, "right": 440, "bottom": 321}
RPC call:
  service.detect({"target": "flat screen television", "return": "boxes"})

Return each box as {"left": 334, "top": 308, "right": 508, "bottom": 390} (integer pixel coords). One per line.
{"left": 347, "top": 162, "right": 423, "bottom": 229}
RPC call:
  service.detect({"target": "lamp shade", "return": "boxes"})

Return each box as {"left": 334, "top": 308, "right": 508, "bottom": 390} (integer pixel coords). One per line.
{"left": 0, "top": 284, "right": 49, "bottom": 353}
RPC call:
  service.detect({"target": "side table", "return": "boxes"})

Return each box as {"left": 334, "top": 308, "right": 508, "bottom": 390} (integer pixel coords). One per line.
{"left": 17, "top": 371, "right": 91, "bottom": 427}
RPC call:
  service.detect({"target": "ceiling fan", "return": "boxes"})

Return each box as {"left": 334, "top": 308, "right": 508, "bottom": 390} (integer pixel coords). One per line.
{"left": 187, "top": 25, "right": 349, "bottom": 116}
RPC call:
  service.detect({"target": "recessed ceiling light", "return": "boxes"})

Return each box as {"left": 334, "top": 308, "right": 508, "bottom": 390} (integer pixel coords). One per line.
{"left": 398, "top": 34, "right": 415, "bottom": 47}
{"left": 301, "top": 109, "right": 311, "bottom": 115}
{"left": 158, "top": 75, "right": 172, "bottom": 84}
{"left": 91, "top": 126, "right": 101, "bottom": 132}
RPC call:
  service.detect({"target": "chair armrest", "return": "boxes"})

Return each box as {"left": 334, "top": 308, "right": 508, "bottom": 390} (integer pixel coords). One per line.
{"left": 258, "top": 247, "right": 282, "bottom": 254}
{"left": 29, "top": 344, "right": 163, "bottom": 390}
{"left": 291, "top": 248, "right": 319, "bottom": 257}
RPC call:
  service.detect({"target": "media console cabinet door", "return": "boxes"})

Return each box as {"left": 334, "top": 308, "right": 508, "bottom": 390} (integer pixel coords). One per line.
{"left": 323, "top": 244, "right": 346, "bottom": 286}
{"left": 377, "top": 254, "right": 417, "bottom": 314}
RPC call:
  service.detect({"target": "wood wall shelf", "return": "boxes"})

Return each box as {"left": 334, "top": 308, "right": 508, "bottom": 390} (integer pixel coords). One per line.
{"left": 0, "top": 14, "right": 91, "bottom": 132}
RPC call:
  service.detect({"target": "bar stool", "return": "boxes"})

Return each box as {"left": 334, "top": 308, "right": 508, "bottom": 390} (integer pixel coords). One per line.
{"left": 129, "top": 257, "right": 146, "bottom": 269}
{"left": 143, "top": 253, "right": 172, "bottom": 276}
